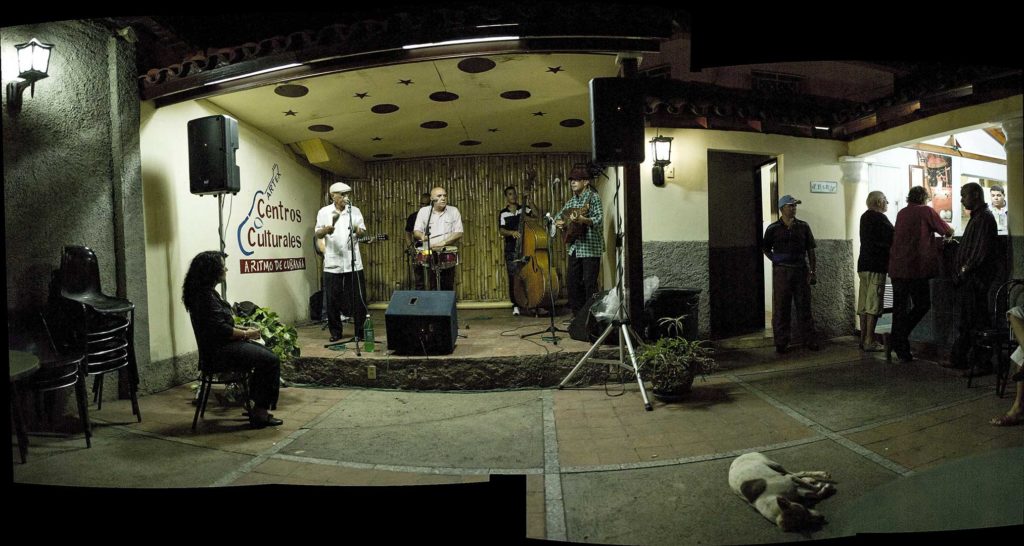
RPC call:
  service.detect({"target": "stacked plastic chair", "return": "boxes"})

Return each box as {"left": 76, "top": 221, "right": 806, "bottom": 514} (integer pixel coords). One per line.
{"left": 53, "top": 245, "right": 141, "bottom": 422}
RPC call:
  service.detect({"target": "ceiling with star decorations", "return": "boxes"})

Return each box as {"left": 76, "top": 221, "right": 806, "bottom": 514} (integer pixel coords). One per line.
{"left": 203, "top": 52, "right": 623, "bottom": 162}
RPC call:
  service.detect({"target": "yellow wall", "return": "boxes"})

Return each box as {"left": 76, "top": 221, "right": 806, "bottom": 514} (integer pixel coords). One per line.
{"left": 630, "top": 129, "right": 850, "bottom": 240}
{"left": 141, "top": 99, "right": 323, "bottom": 362}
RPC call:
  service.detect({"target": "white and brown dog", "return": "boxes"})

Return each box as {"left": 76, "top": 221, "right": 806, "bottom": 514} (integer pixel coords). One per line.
{"left": 728, "top": 452, "right": 836, "bottom": 531}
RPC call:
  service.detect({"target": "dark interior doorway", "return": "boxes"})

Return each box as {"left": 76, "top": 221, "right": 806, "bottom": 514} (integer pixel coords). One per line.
{"left": 707, "top": 151, "right": 775, "bottom": 339}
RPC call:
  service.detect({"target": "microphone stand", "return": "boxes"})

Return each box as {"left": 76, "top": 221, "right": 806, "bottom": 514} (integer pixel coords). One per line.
{"left": 324, "top": 202, "right": 361, "bottom": 355}
{"left": 424, "top": 203, "right": 442, "bottom": 291}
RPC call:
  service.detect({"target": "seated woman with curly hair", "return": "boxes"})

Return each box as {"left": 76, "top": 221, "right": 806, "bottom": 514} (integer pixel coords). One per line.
{"left": 182, "top": 251, "right": 282, "bottom": 428}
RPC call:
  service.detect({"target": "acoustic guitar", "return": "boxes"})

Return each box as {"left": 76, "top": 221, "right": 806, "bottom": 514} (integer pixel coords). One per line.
{"left": 561, "top": 202, "right": 591, "bottom": 245}
{"left": 315, "top": 232, "right": 388, "bottom": 256}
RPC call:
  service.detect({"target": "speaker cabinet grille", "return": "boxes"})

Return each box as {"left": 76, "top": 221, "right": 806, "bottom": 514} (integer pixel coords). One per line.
{"left": 385, "top": 290, "right": 458, "bottom": 355}
{"left": 589, "top": 78, "right": 645, "bottom": 166}
{"left": 188, "top": 115, "right": 240, "bottom": 195}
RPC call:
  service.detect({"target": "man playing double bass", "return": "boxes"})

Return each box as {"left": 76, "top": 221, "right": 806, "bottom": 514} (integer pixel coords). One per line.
{"left": 498, "top": 185, "right": 534, "bottom": 316}
{"left": 554, "top": 164, "right": 604, "bottom": 318}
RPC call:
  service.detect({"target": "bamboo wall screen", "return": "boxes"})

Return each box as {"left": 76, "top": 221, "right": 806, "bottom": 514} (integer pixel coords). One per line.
{"left": 327, "top": 153, "right": 589, "bottom": 303}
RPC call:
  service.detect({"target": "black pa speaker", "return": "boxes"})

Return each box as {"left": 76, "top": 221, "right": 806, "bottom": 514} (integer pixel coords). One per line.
{"left": 188, "top": 115, "right": 240, "bottom": 195}
{"left": 568, "top": 290, "right": 617, "bottom": 345}
{"left": 385, "top": 290, "right": 458, "bottom": 355}
{"left": 589, "top": 77, "right": 645, "bottom": 166}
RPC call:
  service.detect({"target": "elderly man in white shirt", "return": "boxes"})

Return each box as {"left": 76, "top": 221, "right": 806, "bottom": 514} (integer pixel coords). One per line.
{"left": 315, "top": 181, "right": 370, "bottom": 342}
{"left": 413, "top": 186, "right": 463, "bottom": 291}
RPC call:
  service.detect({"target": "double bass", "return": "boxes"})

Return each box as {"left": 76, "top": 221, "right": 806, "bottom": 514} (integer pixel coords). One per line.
{"left": 512, "top": 194, "right": 560, "bottom": 311}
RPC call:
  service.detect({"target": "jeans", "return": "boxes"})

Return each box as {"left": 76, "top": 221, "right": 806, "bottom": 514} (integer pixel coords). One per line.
{"left": 567, "top": 254, "right": 601, "bottom": 314}
{"left": 771, "top": 265, "right": 816, "bottom": 347}
{"left": 213, "top": 341, "right": 280, "bottom": 410}
{"left": 950, "top": 274, "right": 993, "bottom": 368}
{"left": 890, "top": 278, "right": 931, "bottom": 355}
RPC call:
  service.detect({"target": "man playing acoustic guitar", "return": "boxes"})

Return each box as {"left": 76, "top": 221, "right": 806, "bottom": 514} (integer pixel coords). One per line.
{"left": 554, "top": 164, "right": 604, "bottom": 318}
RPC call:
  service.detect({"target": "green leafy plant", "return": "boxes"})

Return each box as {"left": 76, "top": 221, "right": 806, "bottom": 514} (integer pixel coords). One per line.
{"left": 637, "top": 317, "right": 716, "bottom": 398}
{"left": 233, "top": 306, "right": 300, "bottom": 363}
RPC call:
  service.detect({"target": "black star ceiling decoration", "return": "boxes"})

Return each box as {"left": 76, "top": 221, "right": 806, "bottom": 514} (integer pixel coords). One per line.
{"left": 547, "top": 66, "right": 563, "bottom": 73}
{"left": 371, "top": 137, "right": 383, "bottom": 141}
{"left": 398, "top": 79, "right": 414, "bottom": 86}
{"left": 283, "top": 110, "right": 297, "bottom": 116}
{"left": 354, "top": 92, "right": 369, "bottom": 99}
{"left": 532, "top": 111, "right": 546, "bottom": 116}
{"left": 488, "top": 128, "right": 499, "bottom": 132}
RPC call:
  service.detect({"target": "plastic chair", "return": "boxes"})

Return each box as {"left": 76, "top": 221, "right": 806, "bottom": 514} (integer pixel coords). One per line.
{"left": 192, "top": 355, "right": 254, "bottom": 430}
{"left": 34, "top": 311, "right": 92, "bottom": 447}
{"left": 969, "top": 279, "right": 1024, "bottom": 395}
{"left": 55, "top": 245, "right": 141, "bottom": 421}
{"left": 7, "top": 308, "right": 92, "bottom": 453}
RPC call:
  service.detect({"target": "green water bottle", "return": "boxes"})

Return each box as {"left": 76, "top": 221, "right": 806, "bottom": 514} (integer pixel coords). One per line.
{"left": 363, "top": 314, "right": 375, "bottom": 352}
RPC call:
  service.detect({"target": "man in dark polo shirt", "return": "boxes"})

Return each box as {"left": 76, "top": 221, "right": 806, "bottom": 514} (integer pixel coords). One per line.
{"left": 763, "top": 195, "right": 820, "bottom": 354}
{"left": 947, "top": 182, "right": 1000, "bottom": 376}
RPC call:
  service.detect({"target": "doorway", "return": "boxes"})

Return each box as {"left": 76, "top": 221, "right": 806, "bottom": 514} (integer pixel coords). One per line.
{"left": 707, "top": 151, "right": 776, "bottom": 339}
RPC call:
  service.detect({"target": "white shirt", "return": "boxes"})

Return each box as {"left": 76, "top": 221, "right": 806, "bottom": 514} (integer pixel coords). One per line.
{"left": 993, "top": 205, "right": 1008, "bottom": 234}
{"left": 315, "top": 203, "right": 367, "bottom": 273}
{"left": 413, "top": 205, "right": 463, "bottom": 247}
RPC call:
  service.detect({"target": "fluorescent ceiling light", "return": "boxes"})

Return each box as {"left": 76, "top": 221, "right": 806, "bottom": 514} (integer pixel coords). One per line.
{"left": 403, "top": 36, "right": 520, "bottom": 50}
{"left": 475, "top": 23, "right": 519, "bottom": 28}
{"left": 814, "top": 126, "right": 830, "bottom": 131}
{"left": 205, "top": 63, "right": 302, "bottom": 86}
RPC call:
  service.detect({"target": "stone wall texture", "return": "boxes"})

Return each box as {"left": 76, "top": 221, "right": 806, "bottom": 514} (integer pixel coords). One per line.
{"left": 3, "top": 20, "right": 154, "bottom": 396}
{"left": 642, "top": 239, "right": 855, "bottom": 342}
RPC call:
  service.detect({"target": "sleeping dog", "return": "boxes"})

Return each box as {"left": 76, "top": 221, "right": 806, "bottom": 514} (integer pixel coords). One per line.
{"left": 728, "top": 452, "right": 836, "bottom": 531}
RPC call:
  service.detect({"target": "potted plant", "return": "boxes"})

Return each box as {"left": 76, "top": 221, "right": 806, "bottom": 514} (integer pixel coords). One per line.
{"left": 232, "top": 305, "right": 301, "bottom": 363}
{"left": 637, "top": 316, "right": 716, "bottom": 402}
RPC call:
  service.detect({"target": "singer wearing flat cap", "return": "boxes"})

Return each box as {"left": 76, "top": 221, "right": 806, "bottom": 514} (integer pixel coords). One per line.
{"left": 315, "top": 182, "right": 369, "bottom": 342}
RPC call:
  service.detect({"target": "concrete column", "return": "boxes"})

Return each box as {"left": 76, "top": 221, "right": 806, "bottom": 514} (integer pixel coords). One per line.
{"left": 839, "top": 156, "right": 869, "bottom": 184}
{"left": 1003, "top": 117, "right": 1023, "bottom": 277}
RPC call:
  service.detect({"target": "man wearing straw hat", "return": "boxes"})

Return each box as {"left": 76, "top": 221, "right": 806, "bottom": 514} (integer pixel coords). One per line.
{"left": 554, "top": 163, "right": 604, "bottom": 318}
{"left": 315, "top": 181, "right": 370, "bottom": 343}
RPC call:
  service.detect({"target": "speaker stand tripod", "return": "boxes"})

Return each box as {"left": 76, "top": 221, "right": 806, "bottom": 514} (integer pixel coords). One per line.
{"left": 557, "top": 166, "right": 651, "bottom": 411}
{"left": 558, "top": 294, "right": 651, "bottom": 411}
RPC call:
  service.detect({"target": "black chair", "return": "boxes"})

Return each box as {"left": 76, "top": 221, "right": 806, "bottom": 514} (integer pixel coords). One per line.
{"left": 34, "top": 311, "right": 92, "bottom": 448}
{"left": 969, "top": 279, "right": 1024, "bottom": 395}
{"left": 192, "top": 354, "right": 254, "bottom": 430}
{"left": 7, "top": 309, "right": 92, "bottom": 453}
{"left": 54, "top": 245, "right": 141, "bottom": 421}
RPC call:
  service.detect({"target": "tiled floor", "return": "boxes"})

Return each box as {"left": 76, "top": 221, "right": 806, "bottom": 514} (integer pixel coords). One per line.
{"left": 11, "top": 336, "right": 1024, "bottom": 544}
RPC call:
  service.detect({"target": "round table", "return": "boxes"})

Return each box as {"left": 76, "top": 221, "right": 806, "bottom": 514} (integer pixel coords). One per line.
{"left": 9, "top": 350, "right": 40, "bottom": 464}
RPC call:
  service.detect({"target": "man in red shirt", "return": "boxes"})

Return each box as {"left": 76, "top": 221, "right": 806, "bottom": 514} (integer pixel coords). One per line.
{"left": 887, "top": 186, "right": 953, "bottom": 362}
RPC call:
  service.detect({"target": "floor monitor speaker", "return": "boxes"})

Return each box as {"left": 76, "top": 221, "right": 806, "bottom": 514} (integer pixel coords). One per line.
{"left": 385, "top": 290, "right": 458, "bottom": 355}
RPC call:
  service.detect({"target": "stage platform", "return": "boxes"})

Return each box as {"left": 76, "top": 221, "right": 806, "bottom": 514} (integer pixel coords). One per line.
{"left": 285, "top": 308, "right": 624, "bottom": 391}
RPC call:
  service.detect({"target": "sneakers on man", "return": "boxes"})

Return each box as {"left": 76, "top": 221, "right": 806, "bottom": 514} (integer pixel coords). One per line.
{"left": 512, "top": 306, "right": 521, "bottom": 316}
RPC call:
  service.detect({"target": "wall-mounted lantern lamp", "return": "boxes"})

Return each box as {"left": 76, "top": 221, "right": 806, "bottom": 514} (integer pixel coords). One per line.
{"left": 7, "top": 38, "right": 54, "bottom": 113}
{"left": 650, "top": 135, "right": 673, "bottom": 187}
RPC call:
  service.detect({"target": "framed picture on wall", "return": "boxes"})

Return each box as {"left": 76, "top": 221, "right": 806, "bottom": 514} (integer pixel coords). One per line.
{"left": 909, "top": 164, "right": 924, "bottom": 188}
